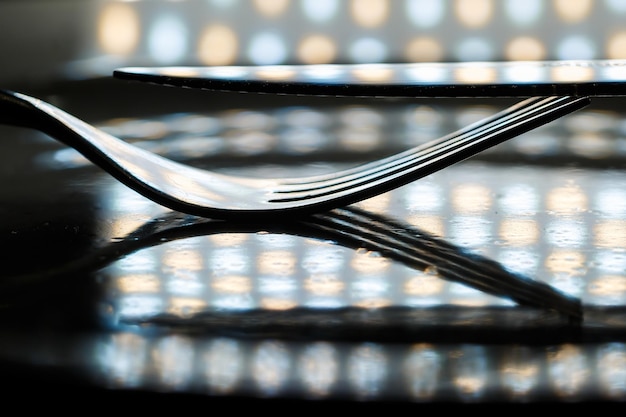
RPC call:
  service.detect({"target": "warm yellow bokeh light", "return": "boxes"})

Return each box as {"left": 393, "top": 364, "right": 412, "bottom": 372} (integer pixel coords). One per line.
{"left": 454, "top": 66, "right": 497, "bottom": 84}
{"left": 607, "top": 31, "right": 626, "bottom": 59}
{"left": 454, "top": 0, "right": 494, "bottom": 28}
{"left": 594, "top": 220, "right": 626, "bottom": 248}
{"left": 97, "top": 3, "right": 140, "bottom": 56}
{"left": 197, "top": 24, "right": 239, "bottom": 65}
{"left": 499, "top": 219, "right": 539, "bottom": 246}
{"left": 452, "top": 184, "right": 493, "bottom": 214}
{"left": 163, "top": 249, "right": 203, "bottom": 271}
{"left": 545, "top": 250, "right": 585, "bottom": 274}
{"left": 589, "top": 275, "right": 626, "bottom": 296}
{"left": 408, "top": 215, "right": 445, "bottom": 237}
{"left": 351, "top": 66, "right": 394, "bottom": 82}
{"left": 255, "top": 67, "right": 297, "bottom": 80}
{"left": 553, "top": 0, "right": 593, "bottom": 23}
{"left": 350, "top": 0, "right": 390, "bottom": 28}
{"left": 261, "top": 298, "right": 297, "bottom": 310}
{"left": 304, "top": 274, "right": 345, "bottom": 295}
{"left": 505, "top": 37, "right": 546, "bottom": 61}
{"left": 551, "top": 65, "right": 594, "bottom": 83}
{"left": 297, "top": 35, "right": 337, "bottom": 64}
{"left": 258, "top": 251, "right": 297, "bottom": 275}
{"left": 546, "top": 186, "right": 588, "bottom": 213}
{"left": 404, "top": 274, "right": 445, "bottom": 296}
{"left": 351, "top": 251, "right": 390, "bottom": 273}
{"left": 354, "top": 298, "right": 392, "bottom": 309}
{"left": 168, "top": 297, "right": 207, "bottom": 317}
{"left": 253, "top": 0, "right": 291, "bottom": 17}
{"left": 405, "top": 37, "right": 445, "bottom": 62}
{"left": 212, "top": 275, "right": 252, "bottom": 293}
{"left": 116, "top": 274, "right": 161, "bottom": 293}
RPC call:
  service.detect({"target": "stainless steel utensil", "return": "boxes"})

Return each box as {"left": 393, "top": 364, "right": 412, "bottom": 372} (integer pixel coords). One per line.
{"left": 0, "top": 90, "right": 589, "bottom": 219}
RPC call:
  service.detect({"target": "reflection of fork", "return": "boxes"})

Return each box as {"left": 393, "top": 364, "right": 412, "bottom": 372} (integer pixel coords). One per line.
{"left": 0, "top": 89, "right": 589, "bottom": 219}
{"left": 0, "top": 207, "right": 581, "bottom": 321}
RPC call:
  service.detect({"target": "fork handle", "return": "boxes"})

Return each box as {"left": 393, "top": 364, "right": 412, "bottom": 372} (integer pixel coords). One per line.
{"left": 0, "top": 90, "right": 85, "bottom": 151}
{"left": 0, "top": 90, "right": 71, "bottom": 137}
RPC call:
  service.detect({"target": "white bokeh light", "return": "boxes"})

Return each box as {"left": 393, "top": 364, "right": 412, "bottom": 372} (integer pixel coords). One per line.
{"left": 406, "top": 0, "right": 445, "bottom": 28}
{"left": 349, "top": 38, "right": 388, "bottom": 63}
{"left": 454, "top": 37, "right": 494, "bottom": 62}
{"left": 147, "top": 14, "right": 189, "bottom": 64}
{"left": 503, "top": 0, "right": 543, "bottom": 26}
{"left": 605, "top": 0, "right": 626, "bottom": 13}
{"left": 302, "top": 0, "right": 339, "bottom": 22}
{"left": 556, "top": 35, "right": 597, "bottom": 60}
{"left": 248, "top": 32, "right": 288, "bottom": 65}
{"left": 208, "top": 0, "right": 239, "bottom": 8}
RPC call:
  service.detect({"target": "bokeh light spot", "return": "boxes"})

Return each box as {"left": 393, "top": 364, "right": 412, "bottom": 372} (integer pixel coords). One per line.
{"left": 248, "top": 32, "right": 288, "bottom": 65}
{"left": 147, "top": 14, "right": 189, "bottom": 64}
{"left": 298, "top": 35, "right": 337, "bottom": 64}
{"left": 503, "top": 0, "right": 543, "bottom": 26}
{"left": 553, "top": 0, "right": 593, "bottom": 23}
{"left": 98, "top": 3, "right": 140, "bottom": 56}
{"left": 454, "top": 0, "right": 494, "bottom": 28}
{"left": 607, "top": 31, "right": 626, "bottom": 59}
{"left": 454, "top": 37, "right": 494, "bottom": 61}
{"left": 406, "top": 0, "right": 445, "bottom": 28}
{"left": 350, "top": 0, "right": 390, "bottom": 28}
{"left": 253, "top": 0, "right": 290, "bottom": 18}
{"left": 350, "top": 38, "right": 388, "bottom": 63}
{"left": 505, "top": 36, "right": 546, "bottom": 61}
{"left": 301, "top": 0, "right": 339, "bottom": 22}
{"left": 405, "top": 37, "right": 444, "bottom": 62}
{"left": 556, "top": 36, "right": 596, "bottom": 60}
{"left": 197, "top": 24, "right": 239, "bottom": 65}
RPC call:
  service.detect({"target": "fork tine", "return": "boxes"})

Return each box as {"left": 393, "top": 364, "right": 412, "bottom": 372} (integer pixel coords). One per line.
{"left": 279, "top": 96, "right": 549, "bottom": 190}
{"left": 272, "top": 96, "right": 590, "bottom": 203}
{"left": 275, "top": 96, "right": 585, "bottom": 201}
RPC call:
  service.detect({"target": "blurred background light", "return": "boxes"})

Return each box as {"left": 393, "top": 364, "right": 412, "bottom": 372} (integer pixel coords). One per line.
{"left": 454, "top": 0, "right": 494, "bottom": 29}
{"left": 350, "top": 38, "right": 388, "bottom": 63}
{"left": 98, "top": 2, "right": 140, "bottom": 56}
{"left": 248, "top": 32, "right": 289, "bottom": 65}
{"left": 3, "top": 0, "right": 626, "bottom": 84}
{"left": 148, "top": 13, "right": 189, "bottom": 64}
{"left": 297, "top": 34, "right": 337, "bottom": 64}
{"left": 253, "top": 0, "right": 290, "bottom": 18}
{"left": 302, "top": 0, "right": 339, "bottom": 23}
{"left": 406, "top": 0, "right": 445, "bottom": 28}
{"left": 505, "top": 36, "right": 546, "bottom": 61}
{"left": 503, "top": 0, "right": 542, "bottom": 26}
{"left": 557, "top": 35, "right": 597, "bottom": 60}
{"left": 350, "top": 0, "right": 389, "bottom": 28}
{"left": 554, "top": 0, "right": 593, "bottom": 23}
{"left": 4, "top": 0, "right": 626, "bottom": 404}
{"left": 197, "top": 24, "right": 239, "bottom": 65}
{"left": 454, "top": 37, "right": 494, "bottom": 61}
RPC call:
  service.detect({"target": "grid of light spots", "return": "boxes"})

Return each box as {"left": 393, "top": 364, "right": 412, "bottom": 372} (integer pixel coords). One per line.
{"left": 85, "top": 0, "right": 626, "bottom": 75}
{"left": 45, "top": 99, "right": 623, "bottom": 322}
{"left": 90, "top": 332, "right": 626, "bottom": 401}
{"left": 98, "top": 162, "right": 626, "bottom": 316}
{"left": 39, "top": 100, "right": 626, "bottom": 405}
{"left": 49, "top": 101, "right": 626, "bottom": 168}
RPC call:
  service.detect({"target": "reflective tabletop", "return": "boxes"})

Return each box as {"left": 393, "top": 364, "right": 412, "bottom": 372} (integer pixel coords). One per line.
{"left": 1, "top": 79, "right": 626, "bottom": 408}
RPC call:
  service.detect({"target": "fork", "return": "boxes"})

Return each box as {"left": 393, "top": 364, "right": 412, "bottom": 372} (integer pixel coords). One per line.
{"left": 0, "top": 90, "right": 589, "bottom": 219}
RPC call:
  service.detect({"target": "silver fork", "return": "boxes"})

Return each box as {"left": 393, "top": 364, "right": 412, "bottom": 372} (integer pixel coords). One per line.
{"left": 0, "top": 90, "right": 589, "bottom": 219}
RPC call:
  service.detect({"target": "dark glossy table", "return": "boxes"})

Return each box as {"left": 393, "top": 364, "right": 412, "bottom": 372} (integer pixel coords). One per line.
{"left": 1, "top": 77, "right": 626, "bottom": 409}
